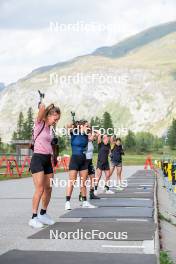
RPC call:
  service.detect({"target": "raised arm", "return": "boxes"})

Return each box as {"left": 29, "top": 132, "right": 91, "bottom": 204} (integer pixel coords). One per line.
{"left": 121, "top": 145, "right": 125, "bottom": 155}
{"left": 66, "top": 123, "right": 75, "bottom": 134}
{"left": 66, "top": 123, "right": 73, "bottom": 129}
{"left": 91, "top": 129, "right": 99, "bottom": 140}
{"left": 37, "top": 103, "right": 46, "bottom": 122}
{"left": 97, "top": 133, "right": 101, "bottom": 144}
{"left": 110, "top": 136, "right": 114, "bottom": 144}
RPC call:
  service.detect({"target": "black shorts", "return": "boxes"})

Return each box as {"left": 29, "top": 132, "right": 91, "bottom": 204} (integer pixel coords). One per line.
{"left": 30, "top": 153, "right": 53, "bottom": 174}
{"left": 69, "top": 154, "right": 88, "bottom": 171}
{"left": 97, "top": 160, "right": 110, "bottom": 171}
{"left": 86, "top": 159, "right": 95, "bottom": 175}
{"left": 111, "top": 161, "right": 122, "bottom": 167}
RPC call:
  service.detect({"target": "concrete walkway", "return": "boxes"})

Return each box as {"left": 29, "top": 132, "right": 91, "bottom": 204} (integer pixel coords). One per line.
{"left": 0, "top": 166, "right": 158, "bottom": 263}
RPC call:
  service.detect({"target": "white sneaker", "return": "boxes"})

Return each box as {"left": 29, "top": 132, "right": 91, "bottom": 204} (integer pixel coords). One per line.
{"left": 116, "top": 186, "right": 124, "bottom": 191}
{"left": 38, "top": 214, "right": 55, "bottom": 225}
{"left": 65, "top": 201, "right": 71, "bottom": 210}
{"left": 28, "top": 217, "right": 44, "bottom": 229}
{"left": 82, "top": 201, "right": 96, "bottom": 208}
{"left": 105, "top": 189, "right": 114, "bottom": 194}
{"left": 94, "top": 190, "right": 98, "bottom": 196}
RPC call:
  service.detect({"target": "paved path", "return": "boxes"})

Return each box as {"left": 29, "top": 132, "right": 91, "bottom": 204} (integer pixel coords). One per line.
{"left": 157, "top": 169, "right": 176, "bottom": 262}
{"left": 0, "top": 166, "right": 158, "bottom": 264}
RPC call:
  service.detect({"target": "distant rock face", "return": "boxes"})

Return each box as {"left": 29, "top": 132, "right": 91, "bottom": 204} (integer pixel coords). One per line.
{"left": 0, "top": 21, "right": 176, "bottom": 142}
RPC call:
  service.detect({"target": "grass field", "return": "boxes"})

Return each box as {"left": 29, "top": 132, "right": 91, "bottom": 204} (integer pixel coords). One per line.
{"left": 123, "top": 153, "right": 167, "bottom": 165}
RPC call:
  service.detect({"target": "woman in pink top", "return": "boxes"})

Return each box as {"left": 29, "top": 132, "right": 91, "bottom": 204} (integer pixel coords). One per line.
{"left": 29, "top": 103, "right": 61, "bottom": 229}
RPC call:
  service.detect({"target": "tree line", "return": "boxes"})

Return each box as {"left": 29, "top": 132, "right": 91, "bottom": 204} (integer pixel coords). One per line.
{"left": 167, "top": 119, "right": 176, "bottom": 150}
{"left": 1, "top": 108, "right": 175, "bottom": 154}
{"left": 124, "top": 130, "right": 164, "bottom": 153}
{"left": 12, "top": 107, "right": 34, "bottom": 140}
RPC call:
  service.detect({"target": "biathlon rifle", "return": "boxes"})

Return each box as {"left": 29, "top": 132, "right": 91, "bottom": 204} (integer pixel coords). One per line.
{"left": 38, "top": 90, "right": 45, "bottom": 108}
{"left": 71, "top": 111, "right": 76, "bottom": 125}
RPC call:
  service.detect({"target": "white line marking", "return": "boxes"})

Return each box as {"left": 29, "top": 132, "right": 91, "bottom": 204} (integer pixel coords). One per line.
{"left": 139, "top": 185, "right": 153, "bottom": 187}
{"left": 134, "top": 192, "right": 151, "bottom": 194}
{"left": 116, "top": 218, "right": 148, "bottom": 222}
{"left": 131, "top": 198, "right": 150, "bottom": 200}
{"left": 102, "top": 245, "right": 144, "bottom": 248}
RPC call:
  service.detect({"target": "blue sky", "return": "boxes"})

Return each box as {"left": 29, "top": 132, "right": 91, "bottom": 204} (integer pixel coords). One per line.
{"left": 0, "top": 0, "right": 175, "bottom": 85}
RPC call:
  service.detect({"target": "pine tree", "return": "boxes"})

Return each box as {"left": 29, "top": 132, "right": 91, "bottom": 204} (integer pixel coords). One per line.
{"left": 102, "top": 112, "right": 113, "bottom": 132}
{"left": 17, "top": 112, "right": 25, "bottom": 139}
{"left": 125, "top": 130, "right": 136, "bottom": 151}
{"left": 12, "top": 131, "right": 18, "bottom": 140}
{"left": 168, "top": 119, "right": 176, "bottom": 150}
{"left": 90, "top": 116, "right": 102, "bottom": 129}
{"left": 0, "top": 137, "right": 3, "bottom": 151}
{"left": 12, "top": 108, "right": 34, "bottom": 140}
{"left": 22, "top": 121, "right": 29, "bottom": 139}
{"left": 90, "top": 117, "right": 95, "bottom": 127}
{"left": 25, "top": 107, "right": 34, "bottom": 139}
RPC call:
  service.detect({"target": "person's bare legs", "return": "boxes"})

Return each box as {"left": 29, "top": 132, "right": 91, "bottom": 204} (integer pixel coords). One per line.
{"left": 66, "top": 170, "right": 78, "bottom": 197}
{"left": 32, "top": 171, "right": 45, "bottom": 214}
{"left": 105, "top": 169, "right": 111, "bottom": 188}
{"left": 90, "top": 175, "right": 94, "bottom": 193}
{"left": 41, "top": 173, "right": 54, "bottom": 210}
{"left": 79, "top": 169, "right": 88, "bottom": 198}
{"left": 110, "top": 166, "right": 115, "bottom": 177}
{"left": 116, "top": 166, "right": 123, "bottom": 186}
{"left": 95, "top": 168, "right": 102, "bottom": 186}
{"left": 94, "top": 168, "right": 102, "bottom": 193}
{"left": 65, "top": 170, "right": 78, "bottom": 210}
{"left": 89, "top": 174, "right": 95, "bottom": 189}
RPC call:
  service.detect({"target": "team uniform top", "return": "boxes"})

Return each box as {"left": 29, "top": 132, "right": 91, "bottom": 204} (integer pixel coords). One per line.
{"left": 97, "top": 142, "right": 111, "bottom": 164}
{"left": 71, "top": 132, "right": 88, "bottom": 155}
{"left": 111, "top": 144, "right": 124, "bottom": 163}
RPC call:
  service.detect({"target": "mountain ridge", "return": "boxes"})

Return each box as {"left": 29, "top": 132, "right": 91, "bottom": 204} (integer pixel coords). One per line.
{"left": 17, "top": 20, "right": 176, "bottom": 80}
{"left": 93, "top": 20, "right": 176, "bottom": 58}
{"left": 0, "top": 21, "right": 176, "bottom": 142}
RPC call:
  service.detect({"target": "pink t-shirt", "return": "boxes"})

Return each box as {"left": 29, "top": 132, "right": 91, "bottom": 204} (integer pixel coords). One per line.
{"left": 33, "top": 120, "right": 53, "bottom": 155}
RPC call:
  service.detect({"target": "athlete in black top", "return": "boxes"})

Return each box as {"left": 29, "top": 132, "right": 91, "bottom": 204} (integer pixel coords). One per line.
{"left": 110, "top": 137, "right": 125, "bottom": 190}
{"left": 97, "top": 141, "right": 111, "bottom": 170}
{"left": 111, "top": 144, "right": 124, "bottom": 165}
{"left": 94, "top": 134, "right": 114, "bottom": 194}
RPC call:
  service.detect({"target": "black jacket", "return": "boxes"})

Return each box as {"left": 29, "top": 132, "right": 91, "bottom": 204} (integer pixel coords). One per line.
{"left": 111, "top": 144, "right": 124, "bottom": 163}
